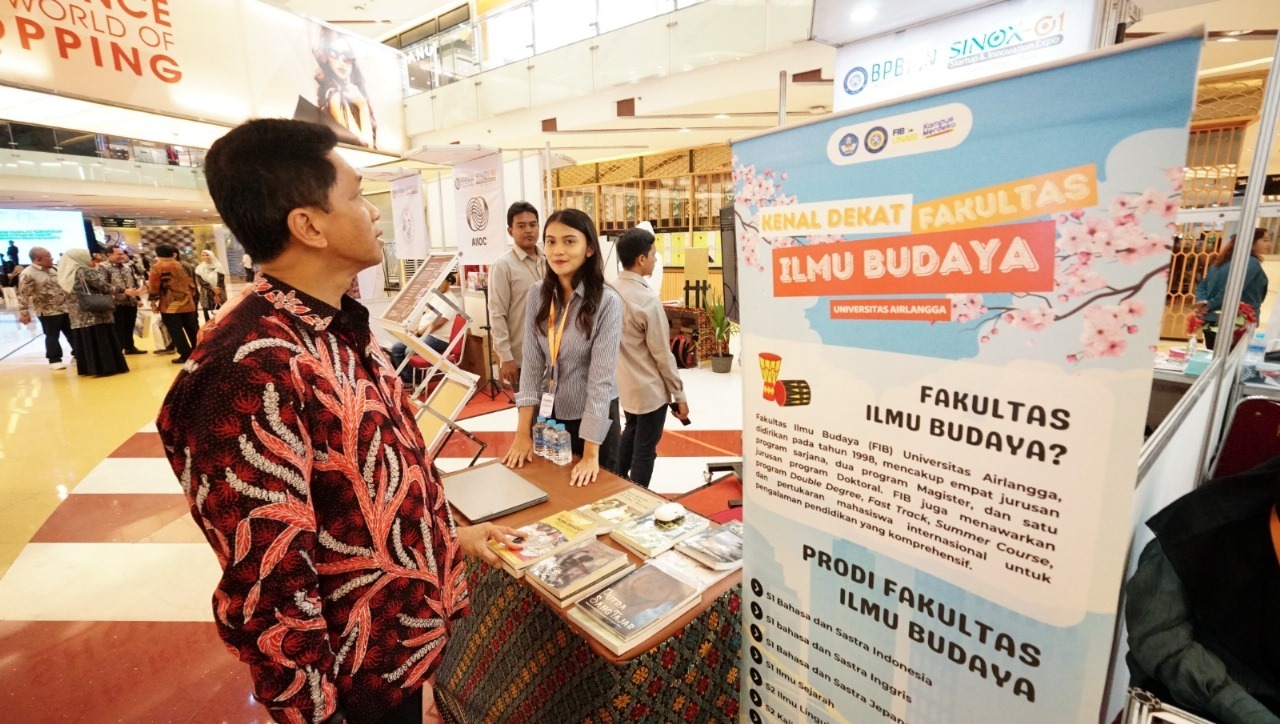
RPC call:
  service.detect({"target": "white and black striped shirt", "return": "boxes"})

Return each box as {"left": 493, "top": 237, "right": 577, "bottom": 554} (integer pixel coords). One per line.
{"left": 516, "top": 283, "right": 622, "bottom": 443}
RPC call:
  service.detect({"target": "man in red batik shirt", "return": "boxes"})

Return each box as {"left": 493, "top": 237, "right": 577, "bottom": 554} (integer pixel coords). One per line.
{"left": 158, "top": 119, "right": 519, "bottom": 724}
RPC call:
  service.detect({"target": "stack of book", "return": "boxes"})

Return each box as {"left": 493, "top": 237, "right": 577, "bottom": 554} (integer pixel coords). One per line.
{"left": 675, "top": 520, "right": 744, "bottom": 571}
{"left": 609, "top": 509, "right": 711, "bottom": 558}
{"left": 525, "top": 540, "right": 635, "bottom": 608}
{"left": 487, "top": 510, "right": 597, "bottom": 578}
{"left": 575, "top": 488, "right": 666, "bottom": 534}
{"left": 567, "top": 563, "right": 701, "bottom": 655}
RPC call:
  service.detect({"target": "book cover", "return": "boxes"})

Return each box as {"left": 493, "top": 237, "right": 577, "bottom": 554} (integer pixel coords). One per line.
{"left": 529, "top": 563, "right": 636, "bottom": 608}
{"left": 487, "top": 510, "right": 597, "bottom": 570}
{"left": 575, "top": 488, "right": 665, "bottom": 533}
{"left": 567, "top": 596, "right": 701, "bottom": 657}
{"left": 675, "top": 520, "right": 744, "bottom": 570}
{"left": 526, "top": 539, "right": 630, "bottom": 597}
{"left": 609, "top": 510, "right": 711, "bottom": 557}
{"left": 650, "top": 550, "right": 735, "bottom": 592}
{"left": 576, "top": 563, "right": 699, "bottom": 642}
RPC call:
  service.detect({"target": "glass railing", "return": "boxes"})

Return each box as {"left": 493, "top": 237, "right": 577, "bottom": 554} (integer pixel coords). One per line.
{"left": 402, "top": 0, "right": 710, "bottom": 94}
{"left": 404, "top": 0, "right": 813, "bottom": 133}
{"left": 0, "top": 148, "right": 206, "bottom": 189}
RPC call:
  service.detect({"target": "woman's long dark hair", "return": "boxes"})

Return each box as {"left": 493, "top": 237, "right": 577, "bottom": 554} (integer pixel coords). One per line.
{"left": 1212, "top": 228, "right": 1266, "bottom": 267}
{"left": 535, "top": 209, "right": 604, "bottom": 339}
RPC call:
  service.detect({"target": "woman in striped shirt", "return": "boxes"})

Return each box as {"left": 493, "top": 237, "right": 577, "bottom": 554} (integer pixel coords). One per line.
{"left": 504, "top": 208, "right": 623, "bottom": 486}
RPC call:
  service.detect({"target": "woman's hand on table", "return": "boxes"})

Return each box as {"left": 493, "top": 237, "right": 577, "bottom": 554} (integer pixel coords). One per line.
{"left": 569, "top": 455, "right": 601, "bottom": 487}
{"left": 457, "top": 523, "right": 524, "bottom": 566}
{"left": 502, "top": 434, "right": 534, "bottom": 468}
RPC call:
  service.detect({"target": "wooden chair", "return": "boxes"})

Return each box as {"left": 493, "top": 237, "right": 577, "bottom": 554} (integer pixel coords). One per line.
{"left": 1208, "top": 395, "right": 1280, "bottom": 478}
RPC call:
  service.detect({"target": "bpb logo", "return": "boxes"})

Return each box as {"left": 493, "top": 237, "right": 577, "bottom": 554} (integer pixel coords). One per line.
{"left": 843, "top": 67, "right": 868, "bottom": 95}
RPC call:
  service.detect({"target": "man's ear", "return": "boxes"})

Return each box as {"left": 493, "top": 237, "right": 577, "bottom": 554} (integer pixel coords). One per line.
{"left": 286, "top": 207, "right": 329, "bottom": 251}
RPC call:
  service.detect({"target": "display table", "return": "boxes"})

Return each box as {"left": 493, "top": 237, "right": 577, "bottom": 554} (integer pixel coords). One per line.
{"left": 436, "top": 458, "right": 742, "bottom": 722}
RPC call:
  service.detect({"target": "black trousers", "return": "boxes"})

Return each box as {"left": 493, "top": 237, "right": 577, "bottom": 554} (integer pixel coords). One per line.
{"left": 37, "top": 313, "right": 76, "bottom": 363}
{"left": 619, "top": 404, "right": 669, "bottom": 488}
{"left": 161, "top": 311, "right": 200, "bottom": 358}
{"left": 560, "top": 398, "right": 622, "bottom": 475}
{"left": 113, "top": 305, "right": 140, "bottom": 352}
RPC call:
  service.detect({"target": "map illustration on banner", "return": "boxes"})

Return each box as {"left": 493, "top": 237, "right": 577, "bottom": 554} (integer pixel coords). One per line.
{"left": 735, "top": 32, "right": 1201, "bottom": 724}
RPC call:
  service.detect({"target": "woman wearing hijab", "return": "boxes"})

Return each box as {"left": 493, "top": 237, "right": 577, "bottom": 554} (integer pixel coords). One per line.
{"left": 194, "top": 250, "right": 227, "bottom": 322}
{"left": 1125, "top": 456, "right": 1280, "bottom": 723}
{"left": 59, "top": 249, "right": 129, "bottom": 377}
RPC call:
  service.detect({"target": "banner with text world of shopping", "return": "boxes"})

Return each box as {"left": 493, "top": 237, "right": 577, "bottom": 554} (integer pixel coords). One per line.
{"left": 733, "top": 33, "right": 1201, "bottom": 724}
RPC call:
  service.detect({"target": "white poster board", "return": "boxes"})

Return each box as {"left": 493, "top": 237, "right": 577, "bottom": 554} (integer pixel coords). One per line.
{"left": 453, "top": 154, "right": 507, "bottom": 265}
{"left": 834, "top": 0, "right": 1098, "bottom": 113}
{"left": 391, "top": 172, "right": 431, "bottom": 260}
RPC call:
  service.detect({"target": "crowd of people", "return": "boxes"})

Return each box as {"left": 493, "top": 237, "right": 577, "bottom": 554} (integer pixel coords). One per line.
{"left": 11, "top": 241, "right": 229, "bottom": 375}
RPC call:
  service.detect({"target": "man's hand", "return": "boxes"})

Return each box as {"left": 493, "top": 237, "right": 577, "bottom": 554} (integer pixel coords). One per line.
{"left": 18, "top": 311, "right": 31, "bottom": 325}
{"left": 503, "top": 434, "right": 534, "bottom": 469}
{"left": 673, "top": 402, "right": 689, "bottom": 421}
{"left": 499, "top": 361, "right": 519, "bottom": 388}
{"left": 456, "top": 523, "right": 524, "bottom": 566}
{"left": 1193, "top": 300, "right": 1209, "bottom": 317}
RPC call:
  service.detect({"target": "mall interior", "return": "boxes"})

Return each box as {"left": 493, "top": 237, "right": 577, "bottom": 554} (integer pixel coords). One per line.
{"left": 0, "top": 1, "right": 1278, "bottom": 722}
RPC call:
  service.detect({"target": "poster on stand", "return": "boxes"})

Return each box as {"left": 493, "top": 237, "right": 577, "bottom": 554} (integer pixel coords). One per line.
{"left": 453, "top": 155, "right": 507, "bottom": 265}
{"left": 734, "top": 31, "right": 1201, "bottom": 724}
{"left": 391, "top": 173, "right": 431, "bottom": 260}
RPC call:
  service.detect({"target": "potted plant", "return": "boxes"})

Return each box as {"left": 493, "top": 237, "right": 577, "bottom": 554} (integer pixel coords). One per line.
{"left": 703, "top": 291, "right": 738, "bottom": 373}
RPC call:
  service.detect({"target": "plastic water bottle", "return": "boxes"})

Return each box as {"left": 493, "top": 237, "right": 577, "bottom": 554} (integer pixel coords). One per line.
{"left": 540, "top": 419, "right": 557, "bottom": 458}
{"left": 1243, "top": 331, "right": 1267, "bottom": 382}
{"left": 532, "top": 417, "right": 547, "bottom": 458}
{"left": 554, "top": 424, "right": 572, "bottom": 466}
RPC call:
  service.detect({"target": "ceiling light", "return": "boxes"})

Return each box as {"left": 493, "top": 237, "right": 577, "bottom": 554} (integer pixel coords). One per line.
{"left": 678, "top": 127, "right": 691, "bottom": 133}
{"left": 714, "top": 113, "right": 730, "bottom": 120}
{"left": 809, "top": 105, "right": 828, "bottom": 115}
{"left": 1224, "top": 29, "right": 1252, "bottom": 36}
{"left": 849, "top": 5, "right": 877, "bottom": 23}
{"left": 1216, "top": 37, "right": 1239, "bottom": 43}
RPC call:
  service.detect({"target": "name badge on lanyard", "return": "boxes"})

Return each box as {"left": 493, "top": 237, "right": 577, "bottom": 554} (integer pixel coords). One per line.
{"left": 541, "top": 297, "right": 571, "bottom": 419}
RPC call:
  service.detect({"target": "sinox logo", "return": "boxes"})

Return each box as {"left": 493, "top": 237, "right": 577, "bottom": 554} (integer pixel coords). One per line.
{"left": 948, "top": 13, "right": 1065, "bottom": 60}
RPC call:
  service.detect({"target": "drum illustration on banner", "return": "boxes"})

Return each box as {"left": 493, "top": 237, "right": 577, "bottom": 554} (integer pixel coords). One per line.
{"left": 759, "top": 352, "right": 812, "bottom": 407}
{"left": 734, "top": 32, "right": 1202, "bottom": 724}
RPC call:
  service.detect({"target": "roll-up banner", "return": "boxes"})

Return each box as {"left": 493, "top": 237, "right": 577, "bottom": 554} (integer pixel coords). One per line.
{"left": 733, "top": 31, "right": 1201, "bottom": 724}
{"left": 0, "top": 0, "right": 407, "bottom": 152}
{"left": 390, "top": 173, "right": 430, "bottom": 260}
{"left": 453, "top": 154, "right": 507, "bottom": 265}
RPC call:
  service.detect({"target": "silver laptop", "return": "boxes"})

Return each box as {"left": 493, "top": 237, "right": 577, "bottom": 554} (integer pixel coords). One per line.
{"left": 443, "top": 464, "right": 549, "bottom": 523}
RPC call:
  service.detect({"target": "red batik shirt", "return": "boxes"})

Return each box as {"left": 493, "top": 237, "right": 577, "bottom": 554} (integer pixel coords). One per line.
{"left": 158, "top": 274, "right": 469, "bottom": 724}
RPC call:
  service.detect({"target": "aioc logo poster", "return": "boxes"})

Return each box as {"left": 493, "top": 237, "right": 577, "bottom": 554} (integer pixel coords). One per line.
{"left": 734, "top": 33, "right": 1201, "bottom": 724}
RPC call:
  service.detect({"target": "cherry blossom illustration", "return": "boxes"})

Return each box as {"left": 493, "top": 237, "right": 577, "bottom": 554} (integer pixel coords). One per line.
{"left": 956, "top": 177, "right": 1181, "bottom": 361}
